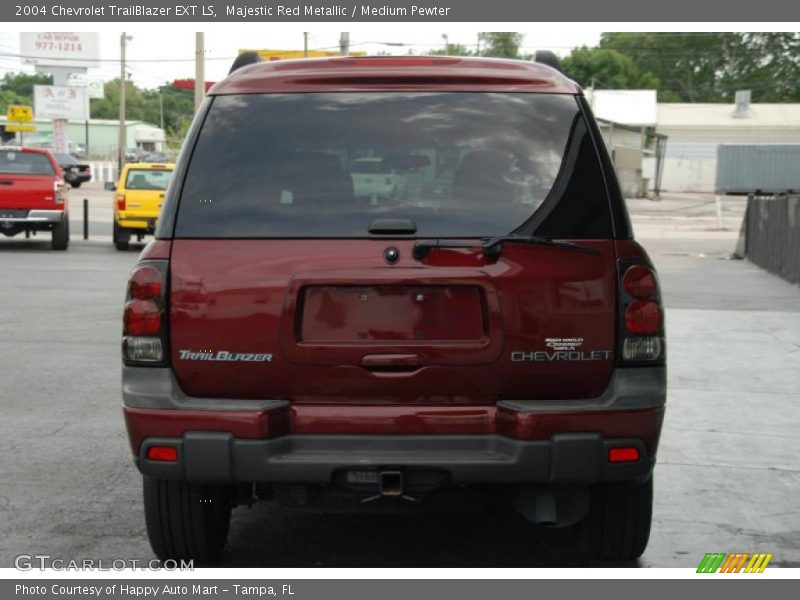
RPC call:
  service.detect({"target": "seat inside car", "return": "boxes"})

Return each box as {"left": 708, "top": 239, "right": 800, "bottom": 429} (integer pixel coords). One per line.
{"left": 277, "top": 151, "right": 355, "bottom": 206}
{"left": 129, "top": 174, "right": 150, "bottom": 189}
{"left": 453, "top": 149, "right": 517, "bottom": 205}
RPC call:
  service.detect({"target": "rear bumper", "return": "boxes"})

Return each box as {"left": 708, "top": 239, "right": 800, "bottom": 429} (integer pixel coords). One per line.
{"left": 64, "top": 172, "right": 91, "bottom": 183}
{"left": 0, "top": 209, "right": 65, "bottom": 223}
{"left": 117, "top": 217, "right": 156, "bottom": 231}
{"left": 137, "top": 432, "right": 654, "bottom": 485}
{"left": 123, "top": 366, "right": 666, "bottom": 486}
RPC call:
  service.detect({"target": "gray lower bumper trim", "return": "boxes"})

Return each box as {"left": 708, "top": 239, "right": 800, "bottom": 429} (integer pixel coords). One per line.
{"left": 137, "top": 432, "right": 653, "bottom": 485}
{"left": 122, "top": 366, "right": 287, "bottom": 411}
{"left": 123, "top": 365, "right": 666, "bottom": 412}
{"left": 1, "top": 210, "right": 65, "bottom": 223}
{"left": 497, "top": 366, "right": 666, "bottom": 412}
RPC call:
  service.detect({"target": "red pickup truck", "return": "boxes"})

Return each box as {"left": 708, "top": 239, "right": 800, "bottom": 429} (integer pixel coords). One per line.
{"left": 0, "top": 146, "right": 70, "bottom": 250}
{"left": 122, "top": 54, "right": 666, "bottom": 563}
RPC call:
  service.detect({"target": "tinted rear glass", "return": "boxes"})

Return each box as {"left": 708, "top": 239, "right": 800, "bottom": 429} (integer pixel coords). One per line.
{"left": 125, "top": 168, "right": 173, "bottom": 191}
{"left": 175, "top": 92, "right": 611, "bottom": 238}
{"left": 0, "top": 151, "right": 55, "bottom": 175}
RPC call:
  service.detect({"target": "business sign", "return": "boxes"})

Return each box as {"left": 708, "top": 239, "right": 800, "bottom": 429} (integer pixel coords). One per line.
{"left": 68, "top": 75, "right": 105, "bottom": 99}
{"left": 20, "top": 32, "right": 99, "bottom": 68}
{"left": 6, "top": 105, "right": 34, "bottom": 123}
{"left": 33, "top": 85, "right": 88, "bottom": 120}
{"left": 5, "top": 124, "right": 36, "bottom": 133}
{"left": 242, "top": 49, "right": 368, "bottom": 61}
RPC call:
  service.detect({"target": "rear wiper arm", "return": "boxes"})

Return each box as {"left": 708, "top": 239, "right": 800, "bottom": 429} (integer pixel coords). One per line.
{"left": 412, "top": 235, "right": 601, "bottom": 260}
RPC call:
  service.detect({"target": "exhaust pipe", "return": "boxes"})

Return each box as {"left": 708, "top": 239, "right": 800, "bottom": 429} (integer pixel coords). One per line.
{"left": 512, "top": 485, "right": 591, "bottom": 527}
{"left": 513, "top": 486, "right": 558, "bottom": 526}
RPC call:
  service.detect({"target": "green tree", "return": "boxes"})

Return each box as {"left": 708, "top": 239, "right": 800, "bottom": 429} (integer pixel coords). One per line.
{"left": 561, "top": 46, "right": 660, "bottom": 91}
{"left": 0, "top": 72, "right": 53, "bottom": 113}
{"left": 429, "top": 43, "right": 474, "bottom": 57}
{"left": 0, "top": 89, "right": 25, "bottom": 114}
{"left": 479, "top": 33, "right": 524, "bottom": 59}
{"left": 89, "top": 79, "right": 194, "bottom": 136}
{"left": 90, "top": 78, "right": 146, "bottom": 121}
{"left": 145, "top": 85, "right": 194, "bottom": 135}
{"left": 599, "top": 32, "right": 800, "bottom": 102}
{"left": 1, "top": 72, "right": 52, "bottom": 98}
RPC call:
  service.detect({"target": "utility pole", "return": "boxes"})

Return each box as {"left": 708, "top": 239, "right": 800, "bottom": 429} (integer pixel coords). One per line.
{"left": 442, "top": 33, "right": 448, "bottom": 51}
{"left": 159, "top": 92, "right": 164, "bottom": 131}
{"left": 339, "top": 32, "right": 350, "bottom": 57}
{"left": 118, "top": 32, "right": 131, "bottom": 175}
{"left": 303, "top": 32, "right": 309, "bottom": 58}
{"left": 195, "top": 32, "right": 205, "bottom": 113}
{"left": 589, "top": 75, "right": 597, "bottom": 109}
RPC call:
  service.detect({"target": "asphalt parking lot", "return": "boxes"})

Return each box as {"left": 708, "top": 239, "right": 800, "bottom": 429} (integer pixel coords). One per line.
{"left": 1, "top": 187, "right": 799, "bottom": 568}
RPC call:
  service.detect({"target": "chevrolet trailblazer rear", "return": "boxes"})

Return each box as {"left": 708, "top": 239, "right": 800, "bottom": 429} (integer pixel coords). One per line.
{"left": 122, "top": 55, "right": 666, "bottom": 563}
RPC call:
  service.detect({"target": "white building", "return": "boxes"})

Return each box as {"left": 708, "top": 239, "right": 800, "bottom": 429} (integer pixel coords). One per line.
{"left": 587, "top": 89, "right": 800, "bottom": 195}
{"left": 655, "top": 101, "right": 800, "bottom": 192}
{"left": 586, "top": 90, "right": 658, "bottom": 197}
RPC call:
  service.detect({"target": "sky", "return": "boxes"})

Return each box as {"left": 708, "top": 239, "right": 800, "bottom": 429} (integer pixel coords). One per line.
{"left": 0, "top": 27, "right": 603, "bottom": 89}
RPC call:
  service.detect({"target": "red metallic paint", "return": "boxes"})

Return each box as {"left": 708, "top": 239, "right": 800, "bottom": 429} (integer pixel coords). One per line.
{"left": 0, "top": 147, "right": 64, "bottom": 211}
{"left": 168, "top": 239, "right": 618, "bottom": 402}
{"left": 138, "top": 239, "right": 172, "bottom": 261}
{"left": 209, "top": 56, "right": 582, "bottom": 96}
{"left": 300, "top": 285, "right": 485, "bottom": 343}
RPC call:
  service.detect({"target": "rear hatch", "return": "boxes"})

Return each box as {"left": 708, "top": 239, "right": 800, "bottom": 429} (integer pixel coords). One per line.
{"left": 167, "top": 91, "right": 620, "bottom": 404}
{"left": 0, "top": 149, "right": 60, "bottom": 211}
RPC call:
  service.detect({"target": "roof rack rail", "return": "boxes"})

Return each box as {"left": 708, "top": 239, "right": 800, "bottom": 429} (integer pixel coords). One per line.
{"left": 533, "top": 50, "right": 564, "bottom": 74}
{"left": 229, "top": 52, "right": 264, "bottom": 74}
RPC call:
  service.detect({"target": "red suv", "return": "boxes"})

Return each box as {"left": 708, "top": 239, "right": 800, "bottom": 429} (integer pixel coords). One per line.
{"left": 122, "top": 55, "right": 666, "bottom": 563}
{"left": 0, "top": 146, "right": 70, "bottom": 250}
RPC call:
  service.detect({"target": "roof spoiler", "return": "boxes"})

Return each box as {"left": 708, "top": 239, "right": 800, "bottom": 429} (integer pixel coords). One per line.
{"left": 229, "top": 51, "right": 263, "bottom": 74}
{"left": 533, "top": 50, "right": 564, "bottom": 74}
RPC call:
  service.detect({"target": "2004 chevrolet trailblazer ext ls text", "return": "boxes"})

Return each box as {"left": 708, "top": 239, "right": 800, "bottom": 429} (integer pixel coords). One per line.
{"left": 121, "top": 54, "right": 666, "bottom": 563}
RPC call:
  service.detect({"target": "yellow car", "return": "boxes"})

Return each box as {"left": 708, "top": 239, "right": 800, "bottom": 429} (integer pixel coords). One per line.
{"left": 108, "top": 162, "right": 174, "bottom": 250}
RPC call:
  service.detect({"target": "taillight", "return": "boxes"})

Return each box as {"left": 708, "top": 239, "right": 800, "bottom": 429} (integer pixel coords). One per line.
{"left": 124, "top": 300, "right": 161, "bottom": 335}
{"left": 608, "top": 447, "right": 640, "bottom": 463}
{"left": 129, "top": 265, "right": 162, "bottom": 300}
{"left": 146, "top": 446, "right": 178, "bottom": 462}
{"left": 618, "top": 262, "right": 665, "bottom": 364}
{"left": 625, "top": 300, "right": 662, "bottom": 334}
{"left": 116, "top": 193, "right": 126, "bottom": 211}
{"left": 123, "top": 261, "right": 168, "bottom": 364}
{"left": 622, "top": 265, "right": 656, "bottom": 299}
{"left": 53, "top": 180, "right": 66, "bottom": 204}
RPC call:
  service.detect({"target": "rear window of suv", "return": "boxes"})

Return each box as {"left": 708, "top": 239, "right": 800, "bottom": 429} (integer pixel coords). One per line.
{"left": 0, "top": 151, "right": 55, "bottom": 175}
{"left": 174, "top": 92, "right": 613, "bottom": 238}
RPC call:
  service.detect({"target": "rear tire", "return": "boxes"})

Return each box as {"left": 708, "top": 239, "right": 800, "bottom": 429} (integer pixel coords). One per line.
{"left": 143, "top": 476, "right": 232, "bottom": 563}
{"left": 579, "top": 477, "right": 653, "bottom": 561}
{"left": 113, "top": 221, "right": 129, "bottom": 251}
{"left": 51, "top": 218, "right": 69, "bottom": 250}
